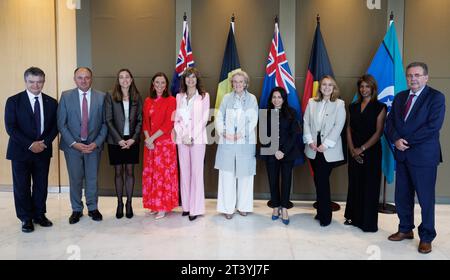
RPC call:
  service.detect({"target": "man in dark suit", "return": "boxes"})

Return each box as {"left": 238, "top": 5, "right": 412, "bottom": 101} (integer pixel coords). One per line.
{"left": 57, "top": 67, "right": 107, "bottom": 224}
{"left": 4, "top": 67, "right": 58, "bottom": 233}
{"left": 386, "top": 62, "right": 445, "bottom": 254}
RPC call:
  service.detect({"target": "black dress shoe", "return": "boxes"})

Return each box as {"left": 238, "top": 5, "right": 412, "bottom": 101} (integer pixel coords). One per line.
{"left": 182, "top": 211, "right": 190, "bottom": 216}
{"left": 88, "top": 210, "right": 103, "bottom": 221}
{"left": 69, "top": 211, "right": 83, "bottom": 224}
{"left": 344, "top": 219, "right": 352, "bottom": 225}
{"left": 22, "top": 220, "right": 34, "bottom": 233}
{"left": 189, "top": 215, "right": 197, "bottom": 221}
{"left": 33, "top": 215, "right": 53, "bottom": 227}
{"left": 116, "top": 203, "right": 124, "bottom": 219}
{"left": 125, "top": 201, "right": 133, "bottom": 219}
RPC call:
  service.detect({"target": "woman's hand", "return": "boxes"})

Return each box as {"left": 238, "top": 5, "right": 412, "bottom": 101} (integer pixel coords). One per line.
{"left": 275, "top": 151, "right": 284, "bottom": 160}
{"left": 118, "top": 140, "right": 127, "bottom": 149}
{"left": 317, "top": 144, "right": 327, "bottom": 153}
{"left": 309, "top": 143, "right": 318, "bottom": 151}
{"left": 145, "top": 137, "right": 154, "bottom": 150}
{"left": 125, "top": 139, "right": 135, "bottom": 148}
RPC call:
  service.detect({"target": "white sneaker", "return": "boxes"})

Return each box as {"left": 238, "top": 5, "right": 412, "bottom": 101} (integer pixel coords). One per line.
{"left": 155, "top": 211, "right": 166, "bottom": 220}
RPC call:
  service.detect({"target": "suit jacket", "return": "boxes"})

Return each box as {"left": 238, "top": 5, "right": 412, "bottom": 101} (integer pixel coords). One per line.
{"left": 385, "top": 85, "right": 445, "bottom": 167}
{"left": 214, "top": 91, "right": 258, "bottom": 177}
{"left": 174, "top": 92, "right": 210, "bottom": 145}
{"left": 104, "top": 92, "right": 143, "bottom": 145}
{"left": 260, "top": 109, "right": 302, "bottom": 162}
{"left": 303, "top": 98, "right": 346, "bottom": 162}
{"left": 5, "top": 91, "right": 58, "bottom": 161}
{"left": 57, "top": 88, "right": 108, "bottom": 152}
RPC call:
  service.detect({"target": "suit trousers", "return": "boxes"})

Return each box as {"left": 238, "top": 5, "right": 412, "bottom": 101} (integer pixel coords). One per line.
{"left": 217, "top": 170, "right": 254, "bottom": 214}
{"left": 64, "top": 149, "right": 101, "bottom": 212}
{"left": 266, "top": 160, "right": 294, "bottom": 209}
{"left": 310, "top": 152, "right": 334, "bottom": 225}
{"left": 396, "top": 161, "right": 437, "bottom": 242}
{"left": 177, "top": 144, "right": 206, "bottom": 216}
{"left": 11, "top": 158, "right": 50, "bottom": 221}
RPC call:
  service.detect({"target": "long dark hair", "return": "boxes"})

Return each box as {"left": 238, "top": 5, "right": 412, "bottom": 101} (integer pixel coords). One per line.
{"left": 180, "top": 67, "right": 206, "bottom": 98}
{"left": 356, "top": 74, "right": 378, "bottom": 103}
{"left": 149, "top": 72, "right": 170, "bottom": 99}
{"left": 112, "top": 69, "right": 140, "bottom": 102}
{"left": 267, "top": 86, "right": 296, "bottom": 120}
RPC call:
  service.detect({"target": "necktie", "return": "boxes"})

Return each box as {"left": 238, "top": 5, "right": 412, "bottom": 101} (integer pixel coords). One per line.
{"left": 81, "top": 93, "right": 88, "bottom": 140}
{"left": 34, "top": 97, "right": 41, "bottom": 139}
{"left": 403, "top": 94, "right": 416, "bottom": 120}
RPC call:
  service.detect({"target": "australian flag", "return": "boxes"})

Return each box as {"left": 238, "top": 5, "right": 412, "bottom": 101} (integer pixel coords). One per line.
{"left": 261, "top": 21, "right": 304, "bottom": 164}
{"left": 170, "top": 20, "right": 194, "bottom": 95}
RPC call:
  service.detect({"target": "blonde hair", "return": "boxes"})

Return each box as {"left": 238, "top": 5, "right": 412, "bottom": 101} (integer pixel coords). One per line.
{"left": 314, "top": 75, "right": 340, "bottom": 102}
{"left": 230, "top": 70, "right": 250, "bottom": 90}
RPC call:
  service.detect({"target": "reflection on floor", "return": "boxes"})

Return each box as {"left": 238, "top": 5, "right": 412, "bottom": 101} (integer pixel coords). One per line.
{"left": 0, "top": 192, "right": 448, "bottom": 260}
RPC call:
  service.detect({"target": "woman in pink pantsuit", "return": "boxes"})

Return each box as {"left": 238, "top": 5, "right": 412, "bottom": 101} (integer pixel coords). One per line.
{"left": 174, "top": 67, "right": 210, "bottom": 221}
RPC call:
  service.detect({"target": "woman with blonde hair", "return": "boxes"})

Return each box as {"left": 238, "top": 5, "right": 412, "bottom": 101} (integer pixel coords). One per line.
{"left": 303, "top": 75, "right": 346, "bottom": 226}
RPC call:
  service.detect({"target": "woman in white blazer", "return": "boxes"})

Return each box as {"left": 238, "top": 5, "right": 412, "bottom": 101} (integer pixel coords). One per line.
{"left": 303, "top": 75, "right": 346, "bottom": 227}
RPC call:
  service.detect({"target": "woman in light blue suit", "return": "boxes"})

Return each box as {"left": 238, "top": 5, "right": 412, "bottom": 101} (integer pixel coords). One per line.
{"left": 303, "top": 75, "right": 346, "bottom": 227}
{"left": 215, "top": 70, "right": 258, "bottom": 219}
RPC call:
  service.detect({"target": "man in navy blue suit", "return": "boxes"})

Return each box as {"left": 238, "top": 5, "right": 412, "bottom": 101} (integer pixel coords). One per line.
{"left": 386, "top": 62, "right": 445, "bottom": 254}
{"left": 4, "top": 67, "right": 58, "bottom": 233}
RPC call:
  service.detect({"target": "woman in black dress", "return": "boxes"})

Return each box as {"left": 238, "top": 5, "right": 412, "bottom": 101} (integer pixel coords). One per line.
{"left": 345, "top": 74, "right": 386, "bottom": 232}
{"left": 105, "top": 69, "right": 143, "bottom": 219}
{"left": 260, "top": 87, "right": 302, "bottom": 225}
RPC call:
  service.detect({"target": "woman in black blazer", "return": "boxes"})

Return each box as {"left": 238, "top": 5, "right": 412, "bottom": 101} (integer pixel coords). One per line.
{"left": 105, "top": 69, "right": 143, "bottom": 219}
{"left": 260, "top": 87, "right": 302, "bottom": 225}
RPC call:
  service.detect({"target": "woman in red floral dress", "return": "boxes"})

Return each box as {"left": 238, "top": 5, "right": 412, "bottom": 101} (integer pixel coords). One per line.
{"left": 142, "top": 72, "right": 178, "bottom": 219}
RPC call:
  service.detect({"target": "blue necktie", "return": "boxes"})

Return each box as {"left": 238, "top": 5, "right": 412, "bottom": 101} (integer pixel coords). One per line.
{"left": 34, "top": 96, "right": 41, "bottom": 139}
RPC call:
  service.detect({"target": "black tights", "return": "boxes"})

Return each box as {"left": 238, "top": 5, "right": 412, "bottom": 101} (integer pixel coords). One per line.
{"left": 114, "top": 164, "right": 134, "bottom": 204}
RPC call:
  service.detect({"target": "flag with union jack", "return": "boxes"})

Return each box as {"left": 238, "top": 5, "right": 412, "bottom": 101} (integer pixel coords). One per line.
{"left": 170, "top": 19, "right": 194, "bottom": 95}
{"left": 260, "top": 21, "right": 304, "bottom": 164}
{"left": 261, "top": 22, "right": 301, "bottom": 119}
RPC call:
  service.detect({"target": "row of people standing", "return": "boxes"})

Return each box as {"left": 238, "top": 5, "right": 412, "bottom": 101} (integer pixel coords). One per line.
{"left": 6, "top": 64, "right": 444, "bottom": 256}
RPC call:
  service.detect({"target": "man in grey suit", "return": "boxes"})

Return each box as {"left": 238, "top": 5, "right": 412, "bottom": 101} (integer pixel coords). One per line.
{"left": 57, "top": 67, "right": 107, "bottom": 224}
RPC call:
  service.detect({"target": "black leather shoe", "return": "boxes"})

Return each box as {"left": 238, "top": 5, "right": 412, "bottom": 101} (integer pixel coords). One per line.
{"left": 189, "top": 215, "right": 198, "bottom": 221}
{"left": 182, "top": 211, "right": 190, "bottom": 216}
{"left": 344, "top": 219, "right": 352, "bottom": 225}
{"left": 88, "top": 210, "right": 103, "bottom": 221}
{"left": 22, "top": 220, "right": 34, "bottom": 233}
{"left": 33, "top": 215, "right": 53, "bottom": 227}
{"left": 125, "top": 202, "right": 133, "bottom": 219}
{"left": 69, "top": 211, "right": 83, "bottom": 224}
{"left": 116, "top": 203, "right": 124, "bottom": 219}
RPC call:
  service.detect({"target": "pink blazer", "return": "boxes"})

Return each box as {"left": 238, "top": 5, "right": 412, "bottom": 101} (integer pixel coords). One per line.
{"left": 174, "top": 92, "right": 210, "bottom": 145}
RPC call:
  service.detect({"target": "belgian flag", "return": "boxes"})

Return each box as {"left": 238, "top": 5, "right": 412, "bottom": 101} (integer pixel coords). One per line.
{"left": 215, "top": 17, "right": 241, "bottom": 109}
{"left": 301, "top": 19, "right": 334, "bottom": 113}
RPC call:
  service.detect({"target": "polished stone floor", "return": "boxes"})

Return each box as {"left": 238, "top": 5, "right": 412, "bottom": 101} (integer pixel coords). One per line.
{"left": 0, "top": 192, "right": 448, "bottom": 260}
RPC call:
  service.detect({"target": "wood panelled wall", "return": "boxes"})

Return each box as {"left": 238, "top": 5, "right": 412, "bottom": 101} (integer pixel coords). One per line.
{"left": 1, "top": 0, "right": 449, "bottom": 202}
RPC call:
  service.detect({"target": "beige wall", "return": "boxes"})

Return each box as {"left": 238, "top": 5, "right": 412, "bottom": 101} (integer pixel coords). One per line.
{"left": 1, "top": 0, "right": 449, "bottom": 202}
{"left": 0, "top": 0, "right": 59, "bottom": 186}
{"left": 404, "top": 0, "right": 450, "bottom": 200}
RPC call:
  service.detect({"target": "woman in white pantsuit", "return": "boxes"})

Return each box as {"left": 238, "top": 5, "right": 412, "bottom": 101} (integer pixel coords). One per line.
{"left": 214, "top": 70, "right": 258, "bottom": 219}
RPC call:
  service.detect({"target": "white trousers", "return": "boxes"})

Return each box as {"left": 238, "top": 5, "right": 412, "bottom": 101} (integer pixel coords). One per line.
{"left": 217, "top": 170, "right": 254, "bottom": 214}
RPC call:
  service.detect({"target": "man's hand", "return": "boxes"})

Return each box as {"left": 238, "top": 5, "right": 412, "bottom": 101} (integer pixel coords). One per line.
{"left": 395, "top": 138, "right": 409, "bottom": 151}
{"left": 275, "top": 151, "right": 284, "bottom": 160}
{"left": 30, "top": 140, "right": 47, "bottom": 153}
{"left": 72, "top": 143, "right": 92, "bottom": 154}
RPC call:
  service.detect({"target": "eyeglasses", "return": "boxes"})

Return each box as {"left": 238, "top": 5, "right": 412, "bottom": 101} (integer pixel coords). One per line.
{"left": 406, "top": 74, "right": 426, "bottom": 79}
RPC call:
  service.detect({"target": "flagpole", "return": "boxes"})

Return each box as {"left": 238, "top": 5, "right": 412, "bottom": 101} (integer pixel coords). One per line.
{"left": 377, "top": 11, "right": 397, "bottom": 215}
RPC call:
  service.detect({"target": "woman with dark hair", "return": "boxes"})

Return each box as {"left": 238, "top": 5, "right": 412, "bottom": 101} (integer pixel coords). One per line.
{"left": 142, "top": 72, "right": 178, "bottom": 220}
{"left": 105, "top": 69, "right": 142, "bottom": 219}
{"left": 344, "top": 74, "right": 386, "bottom": 232}
{"left": 260, "top": 87, "right": 301, "bottom": 225}
{"left": 174, "top": 67, "right": 210, "bottom": 221}
{"left": 303, "top": 75, "right": 346, "bottom": 227}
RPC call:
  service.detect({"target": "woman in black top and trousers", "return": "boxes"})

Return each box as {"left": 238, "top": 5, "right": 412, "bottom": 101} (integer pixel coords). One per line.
{"left": 261, "top": 87, "right": 302, "bottom": 225}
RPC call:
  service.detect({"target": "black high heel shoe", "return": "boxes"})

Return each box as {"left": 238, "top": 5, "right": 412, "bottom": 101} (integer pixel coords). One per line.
{"left": 125, "top": 201, "right": 133, "bottom": 219}
{"left": 116, "top": 202, "right": 124, "bottom": 219}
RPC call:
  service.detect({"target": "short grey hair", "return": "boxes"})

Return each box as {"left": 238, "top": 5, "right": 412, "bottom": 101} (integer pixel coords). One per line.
{"left": 231, "top": 70, "right": 250, "bottom": 89}
{"left": 406, "top": 62, "right": 428, "bottom": 75}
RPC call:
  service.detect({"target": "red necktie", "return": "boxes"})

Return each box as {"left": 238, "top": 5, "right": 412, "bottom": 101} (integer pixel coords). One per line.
{"left": 403, "top": 94, "right": 415, "bottom": 120}
{"left": 81, "top": 93, "right": 88, "bottom": 140}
